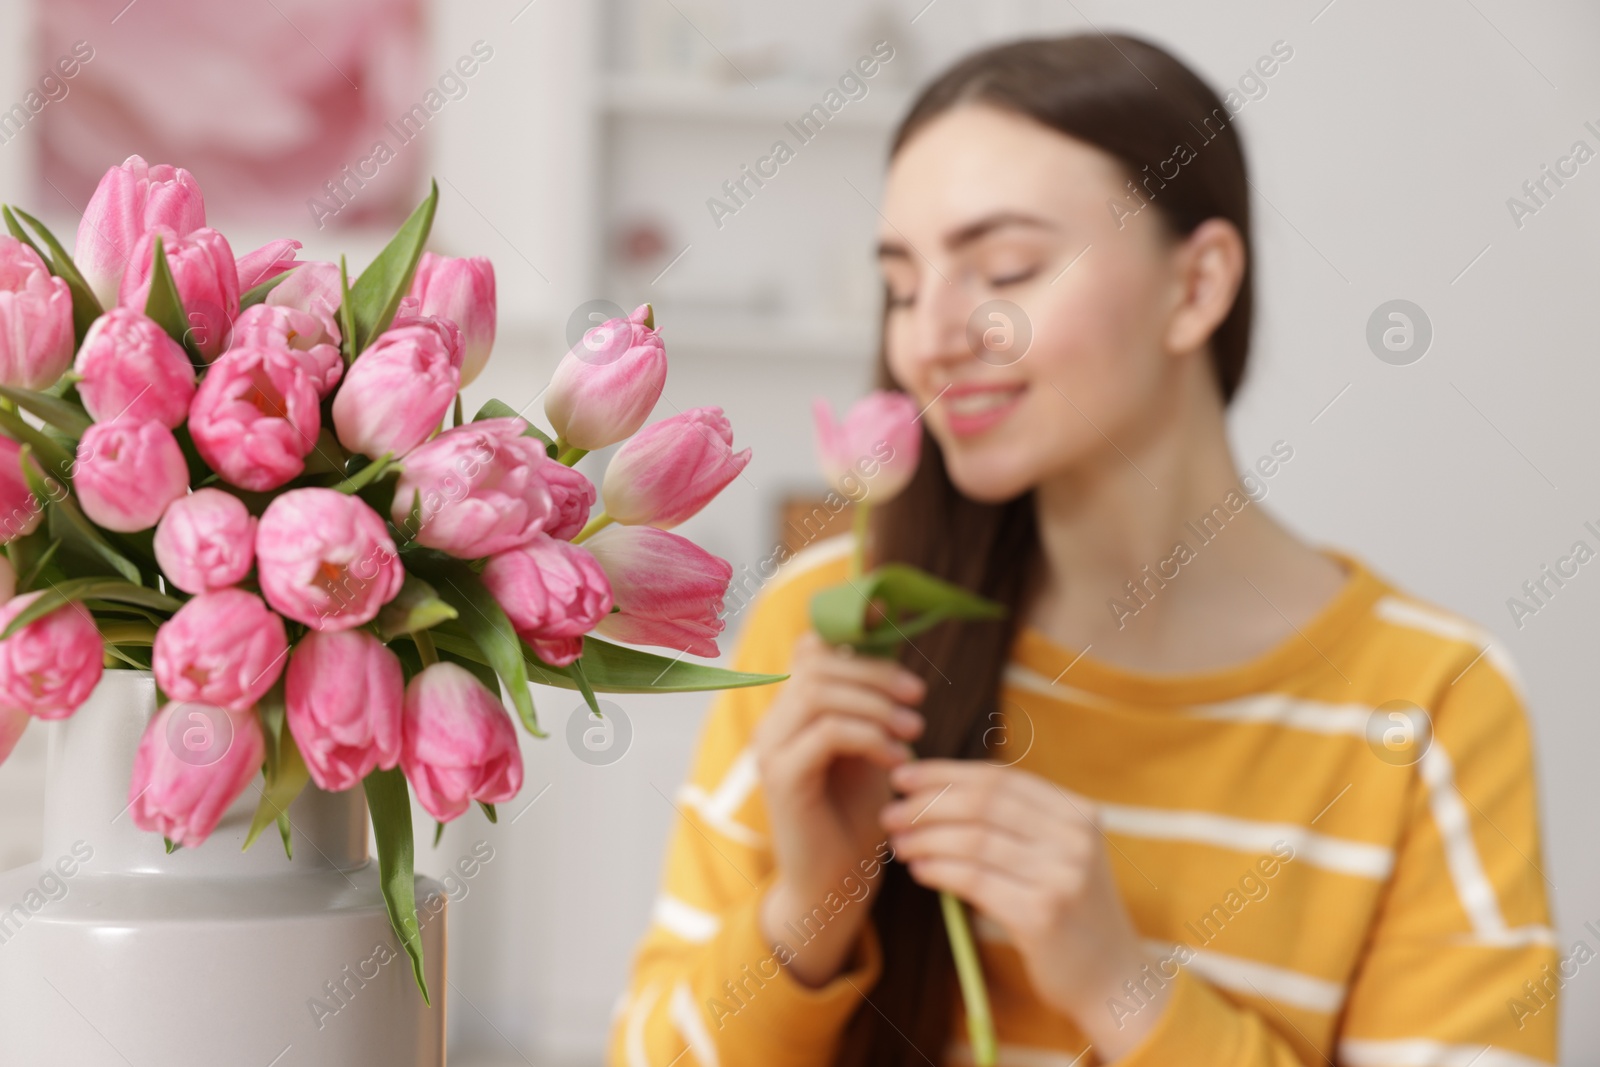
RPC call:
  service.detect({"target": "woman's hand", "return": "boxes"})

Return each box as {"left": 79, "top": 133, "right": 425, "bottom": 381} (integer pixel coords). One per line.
{"left": 881, "top": 760, "right": 1172, "bottom": 1057}
{"left": 753, "top": 632, "right": 926, "bottom": 986}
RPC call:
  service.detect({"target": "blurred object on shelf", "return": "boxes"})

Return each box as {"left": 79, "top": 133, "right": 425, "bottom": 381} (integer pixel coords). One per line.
{"left": 613, "top": 216, "right": 671, "bottom": 271}
{"left": 778, "top": 492, "right": 856, "bottom": 556}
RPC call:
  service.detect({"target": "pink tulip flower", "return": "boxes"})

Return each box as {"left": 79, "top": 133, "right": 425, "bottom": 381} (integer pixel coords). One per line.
{"left": 0, "top": 592, "right": 104, "bottom": 719}
{"left": 74, "top": 420, "right": 189, "bottom": 533}
{"left": 332, "top": 319, "right": 460, "bottom": 460}
{"left": 285, "top": 629, "right": 404, "bottom": 792}
{"left": 153, "top": 588, "right": 288, "bottom": 711}
{"left": 75, "top": 155, "right": 206, "bottom": 308}
{"left": 408, "top": 253, "right": 496, "bottom": 386}
{"left": 188, "top": 345, "right": 321, "bottom": 492}
{"left": 128, "top": 701, "right": 265, "bottom": 848}
{"left": 265, "top": 260, "right": 342, "bottom": 345}
{"left": 543, "top": 461, "right": 596, "bottom": 541}
{"left": 401, "top": 662, "right": 523, "bottom": 822}
{"left": 153, "top": 488, "right": 257, "bottom": 594}
{"left": 584, "top": 525, "right": 732, "bottom": 658}
{"left": 235, "top": 238, "right": 301, "bottom": 291}
{"left": 229, "top": 304, "right": 342, "bottom": 396}
{"left": 602, "top": 407, "right": 750, "bottom": 529}
{"left": 389, "top": 418, "right": 556, "bottom": 558}
{"left": 544, "top": 304, "right": 666, "bottom": 451}
{"left": 73, "top": 307, "right": 197, "bottom": 427}
{"left": 119, "top": 227, "right": 241, "bottom": 361}
{"left": 0, "top": 237, "right": 75, "bottom": 390}
{"left": 812, "top": 392, "right": 923, "bottom": 503}
{"left": 0, "top": 436, "right": 43, "bottom": 544}
{"left": 482, "top": 535, "right": 613, "bottom": 666}
{"left": 256, "top": 488, "right": 404, "bottom": 631}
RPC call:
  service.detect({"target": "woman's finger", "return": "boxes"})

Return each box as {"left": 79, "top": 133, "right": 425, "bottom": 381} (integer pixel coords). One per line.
{"left": 763, "top": 714, "right": 913, "bottom": 795}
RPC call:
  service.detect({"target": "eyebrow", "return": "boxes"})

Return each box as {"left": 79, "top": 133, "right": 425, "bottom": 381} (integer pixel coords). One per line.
{"left": 876, "top": 211, "right": 1058, "bottom": 260}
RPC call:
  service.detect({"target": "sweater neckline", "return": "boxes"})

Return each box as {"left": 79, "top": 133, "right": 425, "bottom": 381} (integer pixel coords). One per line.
{"left": 1010, "top": 546, "right": 1387, "bottom": 705}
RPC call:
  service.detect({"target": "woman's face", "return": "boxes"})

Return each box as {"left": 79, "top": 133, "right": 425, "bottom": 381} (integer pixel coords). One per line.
{"left": 879, "top": 105, "right": 1202, "bottom": 503}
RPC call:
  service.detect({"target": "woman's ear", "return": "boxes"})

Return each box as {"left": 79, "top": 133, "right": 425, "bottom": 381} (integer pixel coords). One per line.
{"left": 1163, "top": 218, "right": 1246, "bottom": 357}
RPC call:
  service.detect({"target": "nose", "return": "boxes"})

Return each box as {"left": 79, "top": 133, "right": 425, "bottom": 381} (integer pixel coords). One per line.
{"left": 905, "top": 271, "right": 974, "bottom": 372}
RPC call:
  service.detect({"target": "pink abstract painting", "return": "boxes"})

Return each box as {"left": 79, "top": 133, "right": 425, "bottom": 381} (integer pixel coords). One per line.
{"left": 34, "top": 0, "right": 427, "bottom": 230}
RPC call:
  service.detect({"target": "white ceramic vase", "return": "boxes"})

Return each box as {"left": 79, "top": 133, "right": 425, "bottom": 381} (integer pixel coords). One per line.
{"left": 0, "top": 669, "right": 446, "bottom": 1064}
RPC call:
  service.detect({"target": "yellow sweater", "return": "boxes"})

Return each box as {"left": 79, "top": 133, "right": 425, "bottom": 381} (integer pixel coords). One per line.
{"left": 610, "top": 538, "right": 1559, "bottom": 1066}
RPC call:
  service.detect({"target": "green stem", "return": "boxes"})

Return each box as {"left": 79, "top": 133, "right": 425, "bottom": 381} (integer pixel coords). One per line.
{"left": 452, "top": 394, "right": 464, "bottom": 429}
{"left": 413, "top": 628, "right": 439, "bottom": 666}
{"left": 942, "top": 890, "right": 997, "bottom": 1066}
{"left": 556, "top": 446, "right": 589, "bottom": 466}
{"left": 573, "top": 512, "right": 614, "bottom": 544}
{"left": 848, "top": 500, "right": 871, "bottom": 578}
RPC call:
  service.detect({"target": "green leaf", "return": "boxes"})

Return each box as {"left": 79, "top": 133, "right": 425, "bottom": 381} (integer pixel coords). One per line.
{"left": 164, "top": 837, "right": 178, "bottom": 854}
{"left": 477, "top": 801, "right": 498, "bottom": 824}
{"left": 415, "top": 559, "right": 542, "bottom": 737}
{"left": 6, "top": 207, "right": 104, "bottom": 343}
{"left": 98, "top": 619, "right": 157, "bottom": 646}
{"left": 143, "top": 235, "right": 202, "bottom": 364}
{"left": 240, "top": 269, "right": 292, "bottom": 310}
{"left": 526, "top": 635, "right": 785, "bottom": 695}
{"left": 810, "top": 563, "right": 1006, "bottom": 654}
{"left": 0, "top": 385, "right": 91, "bottom": 438}
{"left": 245, "top": 680, "right": 310, "bottom": 857}
{"left": 347, "top": 182, "right": 438, "bottom": 355}
{"left": 2, "top": 207, "right": 46, "bottom": 261}
{"left": 375, "top": 574, "right": 458, "bottom": 642}
{"left": 46, "top": 490, "right": 143, "bottom": 585}
{"left": 433, "top": 820, "right": 445, "bottom": 848}
{"left": 338, "top": 255, "right": 357, "bottom": 365}
{"left": 1, "top": 576, "right": 181, "bottom": 637}
{"left": 561, "top": 657, "right": 601, "bottom": 717}
{"left": 336, "top": 453, "right": 396, "bottom": 495}
{"left": 364, "top": 767, "right": 429, "bottom": 1003}
{"left": 0, "top": 406, "right": 75, "bottom": 484}
{"left": 472, "top": 398, "right": 557, "bottom": 457}
{"left": 16, "top": 536, "right": 60, "bottom": 592}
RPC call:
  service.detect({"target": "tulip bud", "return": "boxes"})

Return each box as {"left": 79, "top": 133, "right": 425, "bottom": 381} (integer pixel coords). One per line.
{"left": 187, "top": 345, "right": 321, "bottom": 492}
{"left": 153, "top": 588, "right": 288, "bottom": 711}
{"left": 153, "top": 488, "right": 257, "bottom": 595}
{"left": 0, "top": 236, "right": 75, "bottom": 390}
{"left": 265, "top": 260, "right": 342, "bottom": 346}
{"left": 543, "top": 461, "right": 596, "bottom": 541}
{"left": 75, "top": 155, "right": 207, "bottom": 308}
{"left": 74, "top": 307, "right": 197, "bottom": 427}
{"left": 401, "top": 662, "right": 523, "bottom": 823}
{"left": 602, "top": 406, "right": 750, "bottom": 529}
{"left": 235, "top": 238, "right": 301, "bottom": 291}
{"left": 256, "top": 488, "right": 404, "bottom": 631}
{"left": 229, "top": 304, "right": 343, "bottom": 396}
{"left": 389, "top": 418, "right": 556, "bottom": 559}
{"left": 74, "top": 420, "right": 189, "bottom": 533}
{"left": 812, "top": 392, "right": 922, "bottom": 503}
{"left": 0, "top": 592, "right": 104, "bottom": 719}
{"left": 119, "top": 227, "right": 241, "bottom": 361}
{"left": 331, "top": 319, "right": 460, "bottom": 460}
{"left": 408, "top": 253, "right": 496, "bottom": 386}
{"left": 285, "top": 629, "right": 404, "bottom": 792}
{"left": 128, "top": 701, "right": 265, "bottom": 848}
{"left": 544, "top": 304, "right": 666, "bottom": 451}
{"left": 584, "top": 525, "right": 732, "bottom": 658}
{"left": 481, "top": 535, "right": 613, "bottom": 666}
{"left": 0, "top": 436, "right": 44, "bottom": 544}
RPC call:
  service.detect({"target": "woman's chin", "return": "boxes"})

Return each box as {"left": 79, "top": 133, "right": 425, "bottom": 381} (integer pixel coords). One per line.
{"left": 946, "top": 458, "right": 1034, "bottom": 505}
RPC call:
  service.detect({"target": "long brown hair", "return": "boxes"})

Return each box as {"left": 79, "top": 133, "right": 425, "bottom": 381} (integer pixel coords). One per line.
{"left": 838, "top": 33, "right": 1255, "bottom": 1065}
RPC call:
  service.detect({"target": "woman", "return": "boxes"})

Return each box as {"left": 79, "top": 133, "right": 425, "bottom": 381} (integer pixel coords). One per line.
{"left": 611, "top": 34, "right": 1556, "bottom": 1067}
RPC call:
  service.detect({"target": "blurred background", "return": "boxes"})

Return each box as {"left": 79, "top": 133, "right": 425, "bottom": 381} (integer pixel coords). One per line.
{"left": 1, "top": 0, "right": 1598, "bottom": 1062}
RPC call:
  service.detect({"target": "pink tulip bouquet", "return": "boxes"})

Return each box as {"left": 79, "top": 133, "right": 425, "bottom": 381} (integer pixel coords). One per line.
{"left": 810, "top": 392, "right": 1004, "bottom": 1067}
{"left": 0, "top": 156, "right": 773, "bottom": 1000}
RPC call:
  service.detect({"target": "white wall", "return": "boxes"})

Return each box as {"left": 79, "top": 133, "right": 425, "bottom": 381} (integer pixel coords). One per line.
{"left": 1, "top": 0, "right": 1598, "bottom": 1062}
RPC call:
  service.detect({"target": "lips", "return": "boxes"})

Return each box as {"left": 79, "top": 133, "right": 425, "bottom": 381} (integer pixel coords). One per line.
{"left": 940, "top": 383, "right": 1027, "bottom": 437}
